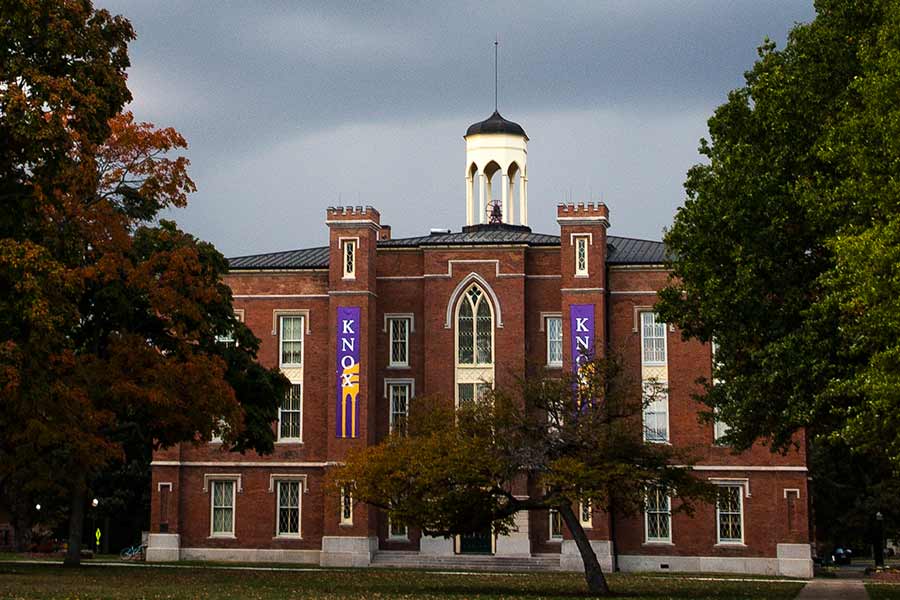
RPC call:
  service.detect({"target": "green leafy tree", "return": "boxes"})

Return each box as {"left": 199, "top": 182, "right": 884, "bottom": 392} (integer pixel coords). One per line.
{"left": 0, "top": 2, "right": 288, "bottom": 565}
{"left": 332, "top": 357, "right": 715, "bottom": 596}
{"left": 656, "top": 0, "right": 900, "bottom": 460}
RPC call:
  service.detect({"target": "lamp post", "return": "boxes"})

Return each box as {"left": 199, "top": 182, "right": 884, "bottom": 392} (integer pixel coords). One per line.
{"left": 876, "top": 511, "right": 885, "bottom": 569}
{"left": 91, "top": 499, "right": 99, "bottom": 557}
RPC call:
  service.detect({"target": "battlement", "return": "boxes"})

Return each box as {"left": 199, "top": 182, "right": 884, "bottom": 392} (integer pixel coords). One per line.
{"left": 556, "top": 202, "right": 609, "bottom": 220}
{"left": 326, "top": 205, "right": 380, "bottom": 224}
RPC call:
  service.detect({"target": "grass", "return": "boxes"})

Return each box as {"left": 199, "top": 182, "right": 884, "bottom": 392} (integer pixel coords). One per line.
{"left": 0, "top": 562, "right": 806, "bottom": 599}
{"left": 868, "top": 583, "right": 900, "bottom": 600}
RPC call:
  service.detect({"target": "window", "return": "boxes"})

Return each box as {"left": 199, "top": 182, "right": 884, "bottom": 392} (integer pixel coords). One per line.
{"left": 343, "top": 240, "right": 356, "bottom": 279}
{"left": 574, "top": 236, "right": 589, "bottom": 276}
{"left": 642, "top": 381, "right": 669, "bottom": 443}
{"left": 717, "top": 485, "right": 744, "bottom": 544}
{"left": 279, "top": 316, "right": 304, "bottom": 367}
{"left": 210, "top": 480, "right": 235, "bottom": 536}
{"left": 546, "top": 316, "right": 563, "bottom": 368}
{"left": 549, "top": 509, "right": 563, "bottom": 540}
{"left": 388, "top": 382, "right": 410, "bottom": 435}
{"left": 457, "top": 382, "right": 492, "bottom": 405}
{"left": 645, "top": 488, "right": 671, "bottom": 543}
{"left": 457, "top": 285, "right": 492, "bottom": 365}
{"left": 215, "top": 331, "right": 236, "bottom": 350}
{"left": 388, "top": 317, "right": 410, "bottom": 367}
{"left": 641, "top": 312, "right": 667, "bottom": 365}
{"left": 279, "top": 383, "right": 302, "bottom": 441}
{"left": 340, "top": 487, "right": 353, "bottom": 526}
{"left": 388, "top": 516, "right": 408, "bottom": 540}
{"left": 714, "top": 417, "right": 732, "bottom": 444}
{"left": 579, "top": 501, "right": 592, "bottom": 528}
{"left": 276, "top": 480, "right": 301, "bottom": 537}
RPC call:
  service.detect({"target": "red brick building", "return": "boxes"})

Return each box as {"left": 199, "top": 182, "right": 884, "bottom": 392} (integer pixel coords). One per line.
{"left": 147, "top": 112, "right": 812, "bottom": 576}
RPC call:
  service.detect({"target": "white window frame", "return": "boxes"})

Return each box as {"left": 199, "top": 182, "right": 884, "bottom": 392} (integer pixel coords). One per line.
{"left": 279, "top": 315, "right": 305, "bottom": 369}
{"left": 549, "top": 508, "right": 563, "bottom": 541}
{"left": 546, "top": 315, "right": 563, "bottom": 368}
{"left": 716, "top": 484, "right": 745, "bottom": 545}
{"left": 209, "top": 479, "right": 236, "bottom": 538}
{"left": 644, "top": 488, "right": 672, "bottom": 543}
{"left": 388, "top": 515, "right": 409, "bottom": 541}
{"left": 640, "top": 312, "right": 667, "bottom": 366}
{"left": 278, "top": 383, "right": 303, "bottom": 442}
{"left": 579, "top": 500, "right": 592, "bottom": 528}
{"left": 642, "top": 380, "right": 669, "bottom": 443}
{"left": 385, "top": 379, "right": 414, "bottom": 435}
{"left": 342, "top": 239, "right": 357, "bottom": 279}
{"left": 387, "top": 317, "right": 410, "bottom": 368}
{"left": 573, "top": 235, "right": 590, "bottom": 277}
{"left": 340, "top": 486, "right": 353, "bottom": 526}
{"left": 275, "top": 480, "right": 302, "bottom": 538}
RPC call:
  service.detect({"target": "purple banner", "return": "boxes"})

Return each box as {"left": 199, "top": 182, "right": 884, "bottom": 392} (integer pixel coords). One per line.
{"left": 569, "top": 304, "right": 595, "bottom": 373}
{"left": 336, "top": 306, "right": 361, "bottom": 439}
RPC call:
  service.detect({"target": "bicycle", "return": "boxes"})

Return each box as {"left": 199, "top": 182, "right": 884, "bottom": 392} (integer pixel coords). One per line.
{"left": 119, "top": 544, "right": 146, "bottom": 561}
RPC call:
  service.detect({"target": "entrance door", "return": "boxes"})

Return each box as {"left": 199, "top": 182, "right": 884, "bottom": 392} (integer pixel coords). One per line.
{"left": 458, "top": 528, "right": 493, "bottom": 554}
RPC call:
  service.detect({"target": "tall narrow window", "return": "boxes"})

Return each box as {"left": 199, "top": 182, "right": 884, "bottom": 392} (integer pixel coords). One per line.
{"left": 549, "top": 509, "right": 563, "bottom": 540}
{"left": 277, "top": 480, "right": 301, "bottom": 537}
{"left": 279, "top": 316, "right": 304, "bottom": 368}
{"left": 642, "top": 381, "right": 669, "bottom": 443}
{"left": 457, "top": 382, "right": 491, "bottom": 405}
{"left": 711, "top": 339, "right": 732, "bottom": 443}
{"left": 579, "top": 500, "right": 592, "bottom": 528}
{"left": 717, "top": 485, "right": 744, "bottom": 544}
{"left": 340, "top": 487, "right": 353, "bottom": 526}
{"left": 210, "top": 480, "right": 235, "bottom": 536}
{"left": 645, "top": 488, "right": 671, "bottom": 543}
{"left": 546, "top": 316, "right": 563, "bottom": 368}
{"left": 388, "top": 318, "right": 410, "bottom": 367}
{"left": 389, "top": 383, "right": 410, "bottom": 435}
{"left": 641, "top": 312, "right": 667, "bottom": 365}
{"left": 574, "top": 236, "right": 589, "bottom": 276}
{"left": 457, "top": 286, "right": 492, "bottom": 365}
{"left": 343, "top": 240, "right": 356, "bottom": 279}
{"left": 279, "top": 383, "right": 302, "bottom": 441}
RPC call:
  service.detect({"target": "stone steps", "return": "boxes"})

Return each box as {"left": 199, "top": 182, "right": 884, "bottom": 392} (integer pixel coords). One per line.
{"left": 370, "top": 550, "right": 561, "bottom": 572}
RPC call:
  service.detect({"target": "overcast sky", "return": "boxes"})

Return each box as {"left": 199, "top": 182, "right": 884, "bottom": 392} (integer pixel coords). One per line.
{"left": 102, "top": 1, "right": 816, "bottom": 257}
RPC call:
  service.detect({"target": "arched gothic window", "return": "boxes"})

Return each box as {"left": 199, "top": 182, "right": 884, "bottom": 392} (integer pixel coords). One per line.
{"left": 457, "top": 285, "right": 493, "bottom": 365}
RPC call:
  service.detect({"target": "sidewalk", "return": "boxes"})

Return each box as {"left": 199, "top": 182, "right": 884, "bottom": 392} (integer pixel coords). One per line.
{"left": 795, "top": 578, "right": 868, "bottom": 599}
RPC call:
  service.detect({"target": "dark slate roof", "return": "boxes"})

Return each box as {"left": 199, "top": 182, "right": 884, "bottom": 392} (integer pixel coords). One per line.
{"left": 228, "top": 246, "right": 329, "bottom": 269}
{"left": 465, "top": 110, "right": 528, "bottom": 139}
{"left": 226, "top": 228, "right": 668, "bottom": 270}
{"left": 606, "top": 236, "right": 668, "bottom": 265}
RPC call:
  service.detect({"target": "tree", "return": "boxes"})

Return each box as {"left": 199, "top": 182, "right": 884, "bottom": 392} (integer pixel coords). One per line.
{"left": 332, "top": 357, "right": 714, "bottom": 596}
{"left": 655, "top": 1, "right": 900, "bottom": 465}
{"left": 0, "top": 1, "right": 288, "bottom": 565}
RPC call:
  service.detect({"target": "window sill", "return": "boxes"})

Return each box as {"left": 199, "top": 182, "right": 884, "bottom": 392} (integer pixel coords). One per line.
{"left": 714, "top": 542, "right": 746, "bottom": 547}
{"left": 275, "top": 440, "right": 303, "bottom": 445}
{"left": 280, "top": 364, "right": 303, "bottom": 370}
{"left": 643, "top": 541, "right": 674, "bottom": 546}
{"left": 273, "top": 534, "right": 303, "bottom": 540}
{"left": 547, "top": 538, "right": 563, "bottom": 544}
{"left": 644, "top": 439, "right": 671, "bottom": 445}
{"left": 546, "top": 364, "right": 563, "bottom": 370}
{"left": 208, "top": 534, "right": 236, "bottom": 539}
{"left": 574, "top": 274, "right": 590, "bottom": 278}
{"left": 386, "top": 364, "right": 410, "bottom": 370}
{"left": 339, "top": 522, "right": 354, "bottom": 528}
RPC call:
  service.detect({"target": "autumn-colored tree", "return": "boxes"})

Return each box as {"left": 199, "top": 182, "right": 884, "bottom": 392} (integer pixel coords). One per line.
{"left": 332, "top": 357, "right": 715, "bottom": 596}
{"left": 0, "top": 2, "right": 287, "bottom": 565}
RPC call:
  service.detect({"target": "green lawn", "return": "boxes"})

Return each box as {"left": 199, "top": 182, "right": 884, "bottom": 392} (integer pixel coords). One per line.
{"left": 867, "top": 583, "right": 900, "bottom": 600}
{"left": 0, "top": 562, "right": 805, "bottom": 599}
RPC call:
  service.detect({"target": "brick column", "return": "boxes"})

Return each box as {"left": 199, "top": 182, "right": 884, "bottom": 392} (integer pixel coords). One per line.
{"left": 557, "top": 202, "right": 613, "bottom": 570}
{"left": 321, "top": 206, "right": 381, "bottom": 566}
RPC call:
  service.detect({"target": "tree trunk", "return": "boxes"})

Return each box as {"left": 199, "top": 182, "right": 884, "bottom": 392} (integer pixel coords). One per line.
{"left": 64, "top": 473, "right": 87, "bottom": 567}
{"left": 559, "top": 503, "right": 610, "bottom": 596}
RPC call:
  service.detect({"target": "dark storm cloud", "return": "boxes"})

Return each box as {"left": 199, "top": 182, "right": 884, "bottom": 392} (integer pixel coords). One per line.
{"left": 101, "top": 1, "right": 815, "bottom": 256}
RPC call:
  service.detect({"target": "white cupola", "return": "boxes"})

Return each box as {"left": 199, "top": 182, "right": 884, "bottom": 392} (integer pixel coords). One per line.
{"left": 464, "top": 111, "right": 528, "bottom": 226}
